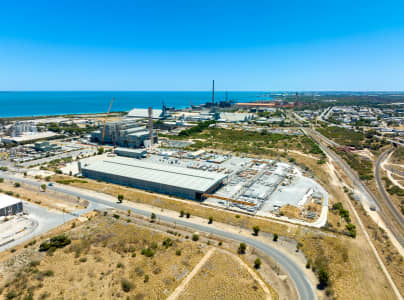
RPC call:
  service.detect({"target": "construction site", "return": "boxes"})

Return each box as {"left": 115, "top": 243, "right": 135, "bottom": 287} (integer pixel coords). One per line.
{"left": 78, "top": 145, "right": 328, "bottom": 224}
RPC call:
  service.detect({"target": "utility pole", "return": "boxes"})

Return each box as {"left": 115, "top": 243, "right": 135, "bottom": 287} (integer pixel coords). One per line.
{"left": 212, "top": 80, "right": 215, "bottom": 105}
{"left": 148, "top": 107, "right": 153, "bottom": 148}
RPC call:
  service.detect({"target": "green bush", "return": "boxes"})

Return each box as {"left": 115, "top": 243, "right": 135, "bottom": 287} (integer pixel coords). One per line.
{"left": 121, "top": 278, "right": 134, "bottom": 292}
{"left": 254, "top": 258, "right": 261, "bottom": 269}
{"left": 252, "top": 225, "right": 260, "bottom": 236}
{"left": 141, "top": 248, "right": 155, "bottom": 257}
{"left": 238, "top": 243, "right": 247, "bottom": 254}
{"left": 39, "top": 235, "right": 71, "bottom": 252}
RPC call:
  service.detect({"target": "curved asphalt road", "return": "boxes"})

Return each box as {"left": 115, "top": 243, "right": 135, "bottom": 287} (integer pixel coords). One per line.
{"left": 375, "top": 149, "right": 404, "bottom": 228}
{"left": 0, "top": 173, "right": 317, "bottom": 300}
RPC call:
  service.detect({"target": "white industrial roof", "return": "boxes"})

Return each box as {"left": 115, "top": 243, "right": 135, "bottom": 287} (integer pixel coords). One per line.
{"left": 0, "top": 194, "right": 22, "bottom": 209}
{"left": 82, "top": 157, "right": 227, "bottom": 192}
{"left": 127, "top": 108, "right": 163, "bottom": 119}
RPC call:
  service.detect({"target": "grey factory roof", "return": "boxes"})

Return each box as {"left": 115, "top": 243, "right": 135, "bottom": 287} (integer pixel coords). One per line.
{"left": 82, "top": 157, "right": 227, "bottom": 192}
{"left": 0, "top": 194, "right": 22, "bottom": 209}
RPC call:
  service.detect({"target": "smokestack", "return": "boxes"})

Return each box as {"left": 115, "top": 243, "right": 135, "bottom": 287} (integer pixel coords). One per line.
{"left": 212, "top": 80, "right": 215, "bottom": 105}
{"left": 148, "top": 107, "right": 153, "bottom": 148}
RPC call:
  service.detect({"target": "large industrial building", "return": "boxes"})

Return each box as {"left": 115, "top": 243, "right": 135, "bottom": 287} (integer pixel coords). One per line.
{"left": 0, "top": 194, "right": 23, "bottom": 217}
{"left": 80, "top": 157, "right": 227, "bottom": 200}
{"left": 91, "top": 120, "right": 157, "bottom": 148}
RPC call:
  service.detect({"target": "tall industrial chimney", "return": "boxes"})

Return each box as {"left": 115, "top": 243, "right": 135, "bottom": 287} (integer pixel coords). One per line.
{"left": 148, "top": 107, "right": 153, "bottom": 148}
{"left": 212, "top": 80, "right": 215, "bottom": 105}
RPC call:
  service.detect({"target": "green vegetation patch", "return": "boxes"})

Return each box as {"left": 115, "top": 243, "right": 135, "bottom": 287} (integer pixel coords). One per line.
{"left": 318, "top": 126, "right": 365, "bottom": 149}
{"left": 335, "top": 150, "right": 373, "bottom": 180}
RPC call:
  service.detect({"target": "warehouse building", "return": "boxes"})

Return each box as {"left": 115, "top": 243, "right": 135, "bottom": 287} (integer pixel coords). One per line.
{"left": 0, "top": 194, "right": 23, "bottom": 217}
{"left": 81, "top": 157, "right": 227, "bottom": 200}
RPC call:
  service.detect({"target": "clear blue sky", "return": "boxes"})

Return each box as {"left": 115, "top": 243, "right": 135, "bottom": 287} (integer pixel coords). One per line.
{"left": 1, "top": 0, "right": 404, "bottom": 91}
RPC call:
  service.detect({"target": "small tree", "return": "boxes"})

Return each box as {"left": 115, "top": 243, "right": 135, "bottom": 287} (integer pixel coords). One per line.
{"left": 208, "top": 216, "right": 213, "bottom": 224}
{"left": 14, "top": 182, "right": 21, "bottom": 188}
{"left": 150, "top": 213, "right": 156, "bottom": 222}
{"left": 186, "top": 212, "right": 190, "bottom": 218}
{"left": 238, "top": 243, "right": 247, "bottom": 254}
{"left": 318, "top": 268, "right": 329, "bottom": 287}
{"left": 273, "top": 233, "right": 278, "bottom": 242}
{"left": 192, "top": 234, "right": 199, "bottom": 241}
{"left": 97, "top": 147, "right": 104, "bottom": 155}
{"left": 127, "top": 209, "right": 131, "bottom": 216}
{"left": 180, "top": 210, "right": 184, "bottom": 217}
{"left": 254, "top": 258, "right": 261, "bottom": 269}
{"left": 253, "top": 225, "right": 260, "bottom": 236}
{"left": 41, "top": 184, "right": 46, "bottom": 192}
{"left": 117, "top": 194, "right": 124, "bottom": 203}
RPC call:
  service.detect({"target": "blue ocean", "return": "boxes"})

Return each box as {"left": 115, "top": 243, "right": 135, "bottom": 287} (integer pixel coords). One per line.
{"left": 0, "top": 91, "right": 272, "bottom": 118}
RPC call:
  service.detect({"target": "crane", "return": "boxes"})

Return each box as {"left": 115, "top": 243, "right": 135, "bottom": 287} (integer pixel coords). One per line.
{"left": 101, "top": 98, "right": 114, "bottom": 144}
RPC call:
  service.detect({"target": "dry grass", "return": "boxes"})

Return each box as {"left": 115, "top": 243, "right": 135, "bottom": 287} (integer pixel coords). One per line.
{"left": 177, "top": 250, "right": 268, "bottom": 300}
{"left": 0, "top": 180, "right": 86, "bottom": 212}
{"left": 279, "top": 205, "right": 301, "bottom": 219}
{"left": 0, "top": 215, "right": 208, "bottom": 300}
{"left": 354, "top": 202, "right": 404, "bottom": 297}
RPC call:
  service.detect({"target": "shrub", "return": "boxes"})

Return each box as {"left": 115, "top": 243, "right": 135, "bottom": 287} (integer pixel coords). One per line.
{"left": 150, "top": 213, "right": 156, "bottom": 222}
{"left": 117, "top": 262, "right": 124, "bottom": 268}
{"left": 141, "top": 248, "right": 155, "bottom": 257}
{"left": 273, "top": 233, "right": 278, "bottom": 242}
{"left": 42, "top": 270, "right": 54, "bottom": 277}
{"left": 144, "top": 274, "right": 149, "bottom": 283}
{"left": 39, "top": 235, "right": 71, "bottom": 252}
{"left": 162, "top": 238, "right": 173, "bottom": 248}
{"left": 253, "top": 225, "right": 260, "bottom": 236}
{"left": 121, "top": 278, "right": 134, "bottom": 292}
{"left": 117, "top": 194, "right": 124, "bottom": 203}
{"left": 186, "top": 212, "right": 190, "bottom": 218}
{"left": 306, "top": 259, "right": 312, "bottom": 269}
{"left": 180, "top": 210, "right": 184, "bottom": 217}
{"left": 254, "top": 258, "right": 261, "bottom": 269}
{"left": 6, "top": 291, "right": 17, "bottom": 299}
{"left": 30, "top": 260, "right": 40, "bottom": 267}
{"left": 238, "top": 243, "right": 247, "bottom": 254}
{"left": 176, "top": 249, "right": 182, "bottom": 256}
{"left": 208, "top": 216, "right": 213, "bottom": 224}
{"left": 318, "top": 268, "right": 329, "bottom": 287}
{"left": 346, "top": 223, "right": 357, "bottom": 238}
{"left": 14, "top": 182, "right": 20, "bottom": 188}
{"left": 192, "top": 234, "right": 199, "bottom": 241}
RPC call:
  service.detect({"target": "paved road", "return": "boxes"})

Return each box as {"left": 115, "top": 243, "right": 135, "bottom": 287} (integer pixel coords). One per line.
{"left": 305, "top": 129, "right": 404, "bottom": 248}
{"left": 0, "top": 172, "right": 317, "bottom": 300}
{"left": 375, "top": 149, "right": 404, "bottom": 228}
